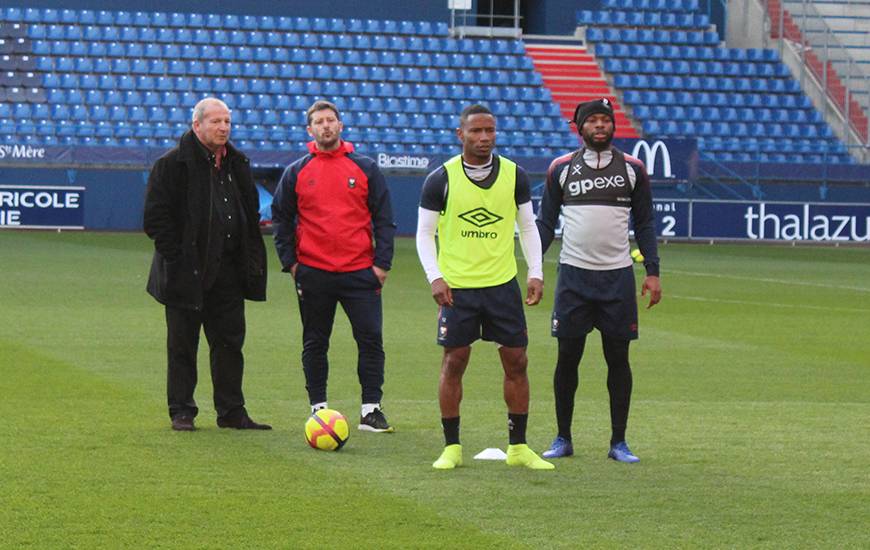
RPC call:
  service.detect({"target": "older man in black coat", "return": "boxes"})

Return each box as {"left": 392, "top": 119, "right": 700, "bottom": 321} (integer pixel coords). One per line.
{"left": 144, "top": 97, "right": 270, "bottom": 431}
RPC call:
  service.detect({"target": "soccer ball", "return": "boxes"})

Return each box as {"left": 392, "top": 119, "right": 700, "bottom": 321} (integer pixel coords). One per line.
{"left": 305, "top": 409, "right": 349, "bottom": 451}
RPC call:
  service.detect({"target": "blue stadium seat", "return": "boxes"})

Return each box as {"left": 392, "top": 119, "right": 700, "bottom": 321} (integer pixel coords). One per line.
{"left": 118, "top": 90, "right": 141, "bottom": 107}
{"left": 640, "top": 29, "right": 658, "bottom": 44}
{"left": 214, "top": 13, "right": 237, "bottom": 28}
{"left": 255, "top": 31, "right": 280, "bottom": 48}
{"left": 400, "top": 35, "right": 423, "bottom": 52}
{"left": 319, "top": 34, "right": 340, "bottom": 49}
{"left": 288, "top": 16, "right": 310, "bottom": 31}
{"left": 236, "top": 47, "right": 254, "bottom": 62}
{"left": 42, "top": 88, "right": 65, "bottom": 105}
{"left": 401, "top": 67, "right": 420, "bottom": 82}
{"left": 178, "top": 44, "right": 198, "bottom": 60}
{"left": 91, "top": 10, "right": 113, "bottom": 25}
{"left": 187, "top": 28, "right": 208, "bottom": 44}
{"left": 163, "top": 60, "right": 184, "bottom": 76}
{"left": 60, "top": 24, "right": 82, "bottom": 40}
{"left": 146, "top": 105, "right": 167, "bottom": 122}
{"left": 43, "top": 24, "right": 64, "bottom": 40}
{"left": 585, "top": 28, "right": 604, "bottom": 42}
{"left": 151, "top": 26, "right": 172, "bottom": 43}
{"left": 622, "top": 90, "right": 644, "bottom": 104}
{"left": 238, "top": 62, "right": 257, "bottom": 78}
{"left": 28, "top": 38, "right": 49, "bottom": 55}
{"left": 46, "top": 39, "right": 69, "bottom": 55}
{"left": 289, "top": 63, "right": 312, "bottom": 80}
{"left": 237, "top": 14, "right": 258, "bottom": 31}
{"left": 423, "top": 37, "right": 442, "bottom": 52}
{"left": 267, "top": 15, "right": 290, "bottom": 31}
{"left": 48, "top": 56, "right": 70, "bottom": 73}
{"left": 379, "top": 35, "right": 400, "bottom": 50}
{"left": 149, "top": 75, "right": 172, "bottom": 92}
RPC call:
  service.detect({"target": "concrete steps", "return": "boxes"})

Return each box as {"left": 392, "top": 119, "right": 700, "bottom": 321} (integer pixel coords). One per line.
{"left": 525, "top": 42, "right": 639, "bottom": 138}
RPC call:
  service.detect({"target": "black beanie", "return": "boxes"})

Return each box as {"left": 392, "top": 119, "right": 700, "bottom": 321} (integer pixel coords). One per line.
{"left": 573, "top": 98, "right": 615, "bottom": 132}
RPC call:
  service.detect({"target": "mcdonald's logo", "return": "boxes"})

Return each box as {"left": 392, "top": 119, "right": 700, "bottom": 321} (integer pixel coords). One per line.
{"left": 631, "top": 140, "right": 673, "bottom": 179}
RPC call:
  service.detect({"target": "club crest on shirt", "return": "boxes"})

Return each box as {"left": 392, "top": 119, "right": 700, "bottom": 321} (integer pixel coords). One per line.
{"left": 348, "top": 177, "right": 356, "bottom": 189}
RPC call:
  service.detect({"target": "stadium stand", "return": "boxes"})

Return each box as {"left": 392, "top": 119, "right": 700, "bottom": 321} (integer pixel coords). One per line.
{"left": 0, "top": 3, "right": 865, "bottom": 174}
{"left": 767, "top": 0, "right": 869, "bottom": 144}
{"left": 578, "top": 1, "right": 856, "bottom": 165}
{"left": 0, "top": 7, "right": 570, "bottom": 158}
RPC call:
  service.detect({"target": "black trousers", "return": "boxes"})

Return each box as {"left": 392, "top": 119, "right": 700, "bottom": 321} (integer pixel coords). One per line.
{"left": 166, "top": 256, "right": 247, "bottom": 421}
{"left": 295, "top": 264, "right": 385, "bottom": 406}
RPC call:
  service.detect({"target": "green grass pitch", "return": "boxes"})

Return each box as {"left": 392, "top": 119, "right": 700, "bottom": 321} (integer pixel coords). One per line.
{"left": 0, "top": 231, "right": 867, "bottom": 549}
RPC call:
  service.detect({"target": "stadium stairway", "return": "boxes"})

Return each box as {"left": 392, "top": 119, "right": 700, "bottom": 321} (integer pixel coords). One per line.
{"left": 579, "top": 0, "right": 856, "bottom": 165}
{"left": 766, "top": 0, "right": 869, "bottom": 143}
{"left": 524, "top": 42, "right": 639, "bottom": 139}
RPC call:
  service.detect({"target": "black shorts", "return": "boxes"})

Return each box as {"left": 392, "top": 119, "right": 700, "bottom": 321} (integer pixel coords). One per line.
{"left": 436, "top": 279, "right": 528, "bottom": 348}
{"left": 551, "top": 264, "right": 638, "bottom": 341}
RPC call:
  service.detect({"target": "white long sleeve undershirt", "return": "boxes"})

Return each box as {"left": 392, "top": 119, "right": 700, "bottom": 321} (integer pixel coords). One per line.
{"left": 415, "top": 201, "right": 543, "bottom": 285}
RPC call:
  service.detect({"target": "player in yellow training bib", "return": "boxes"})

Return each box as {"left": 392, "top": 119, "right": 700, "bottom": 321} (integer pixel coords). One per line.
{"left": 415, "top": 104, "right": 554, "bottom": 471}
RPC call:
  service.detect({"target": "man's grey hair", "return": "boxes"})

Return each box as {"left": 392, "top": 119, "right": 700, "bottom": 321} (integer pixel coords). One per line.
{"left": 192, "top": 97, "right": 230, "bottom": 124}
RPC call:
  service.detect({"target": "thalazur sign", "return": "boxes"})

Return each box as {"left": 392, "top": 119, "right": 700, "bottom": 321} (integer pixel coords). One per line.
{"left": 649, "top": 199, "right": 870, "bottom": 242}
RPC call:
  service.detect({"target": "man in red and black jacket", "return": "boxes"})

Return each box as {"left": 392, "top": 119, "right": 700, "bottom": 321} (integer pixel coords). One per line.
{"left": 272, "top": 100, "right": 397, "bottom": 432}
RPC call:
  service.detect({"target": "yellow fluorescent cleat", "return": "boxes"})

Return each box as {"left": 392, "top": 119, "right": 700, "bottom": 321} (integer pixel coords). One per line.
{"left": 506, "top": 444, "right": 555, "bottom": 470}
{"left": 433, "top": 444, "right": 463, "bottom": 470}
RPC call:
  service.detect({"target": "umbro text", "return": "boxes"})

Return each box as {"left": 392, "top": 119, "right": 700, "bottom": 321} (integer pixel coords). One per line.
{"left": 461, "top": 229, "right": 498, "bottom": 239}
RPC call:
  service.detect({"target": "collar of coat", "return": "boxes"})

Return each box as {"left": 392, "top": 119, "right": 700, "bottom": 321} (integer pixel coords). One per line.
{"left": 176, "top": 130, "right": 248, "bottom": 167}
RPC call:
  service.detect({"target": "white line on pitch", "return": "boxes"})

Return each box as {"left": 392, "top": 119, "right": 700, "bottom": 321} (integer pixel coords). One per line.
{"left": 665, "top": 269, "right": 870, "bottom": 293}
{"left": 669, "top": 294, "right": 870, "bottom": 313}
{"left": 535, "top": 257, "right": 869, "bottom": 293}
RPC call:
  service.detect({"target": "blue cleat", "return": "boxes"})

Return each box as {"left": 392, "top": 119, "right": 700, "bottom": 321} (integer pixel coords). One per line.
{"left": 542, "top": 436, "right": 574, "bottom": 458}
{"left": 608, "top": 441, "right": 640, "bottom": 463}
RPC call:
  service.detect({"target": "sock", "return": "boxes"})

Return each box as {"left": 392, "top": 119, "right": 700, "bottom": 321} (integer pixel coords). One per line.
{"left": 554, "top": 337, "right": 586, "bottom": 441}
{"left": 602, "top": 334, "right": 632, "bottom": 447}
{"left": 311, "top": 402, "right": 327, "bottom": 413}
{"left": 442, "top": 416, "right": 460, "bottom": 445}
{"left": 611, "top": 427, "right": 626, "bottom": 446}
{"left": 508, "top": 413, "right": 528, "bottom": 445}
{"left": 361, "top": 403, "right": 380, "bottom": 417}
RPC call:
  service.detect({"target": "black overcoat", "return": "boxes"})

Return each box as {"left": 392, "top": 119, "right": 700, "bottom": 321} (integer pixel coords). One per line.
{"left": 143, "top": 131, "right": 267, "bottom": 310}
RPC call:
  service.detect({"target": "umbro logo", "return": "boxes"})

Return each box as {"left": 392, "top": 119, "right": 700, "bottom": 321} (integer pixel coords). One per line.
{"left": 458, "top": 207, "right": 503, "bottom": 228}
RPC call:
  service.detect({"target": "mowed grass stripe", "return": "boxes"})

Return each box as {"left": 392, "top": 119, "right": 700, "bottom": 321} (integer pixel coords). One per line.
{"left": 0, "top": 232, "right": 867, "bottom": 548}
{"left": 0, "top": 341, "right": 531, "bottom": 549}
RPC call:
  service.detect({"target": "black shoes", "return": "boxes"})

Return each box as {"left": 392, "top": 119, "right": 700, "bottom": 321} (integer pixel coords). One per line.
{"left": 359, "top": 408, "right": 394, "bottom": 433}
{"left": 171, "top": 416, "right": 195, "bottom": 431}
{"left": 217, "top": 415, "right": 273, "bottom": 430}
